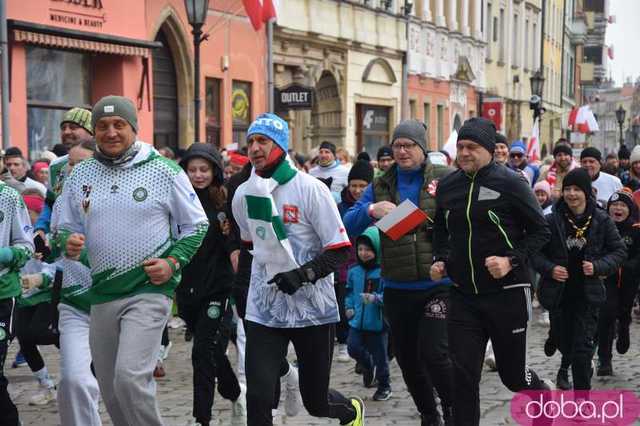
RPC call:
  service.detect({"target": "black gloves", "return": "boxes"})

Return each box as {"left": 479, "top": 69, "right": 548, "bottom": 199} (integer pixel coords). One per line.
{"left": 268, "top": 268, "right": 307, "bottom": 295}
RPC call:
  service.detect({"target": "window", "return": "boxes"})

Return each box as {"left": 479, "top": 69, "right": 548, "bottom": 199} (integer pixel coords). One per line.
{"left": 486, "top": 3, "right": 493, "bottom": 58}
{"left": 493, "top": 17, "right": 499, "bottom": 42}
{"left": 499, "top": 9, "right": 505, "bottom": 63}
{"left": 512, "top": 14, "right": 519, "bottom": 67}
{"left": 437, "top": 105, "right": 444, "bottom": 149}
{"left": 232, "top": 81, "right": 252, "bottom": 147}
{"left": 205, "top": 78, "right": 222, "bottom": 147}
{"left": 27, "top": 47, "right": 91, "bottom": 159}
{"left": 423, "top": 103, "right": 431, "bottom": 131}
{"left": 533, "top": 23, "right": 538, "bottom": 69}
{"left": 410, "top": 100, "right": 417, "bottom": 119}
{"left": 524, "top": 19, "right": 529, "bottom": 69}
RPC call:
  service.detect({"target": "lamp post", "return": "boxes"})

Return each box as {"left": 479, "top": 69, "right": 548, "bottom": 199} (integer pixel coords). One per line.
{"left": 184, "top": 0, "right": 209, "bottom": 143}
{"left": 615, "top": 105, "right": 626, "bottom": 148}
{"left": 632, "top": 121, "right": 639, "bottom": 146}
{"left": 529, "top": 69, "right": 545, "bottom": 126}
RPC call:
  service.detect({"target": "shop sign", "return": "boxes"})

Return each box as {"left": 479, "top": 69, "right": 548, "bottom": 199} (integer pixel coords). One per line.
{"left": 362, "top": 106, "right": 389, "bottom": 131}
{"left": 275, "top": 84, "right": 314, "bottom": 110}
{"left": 50, "top": 0, "right": 106, "bottom": 29}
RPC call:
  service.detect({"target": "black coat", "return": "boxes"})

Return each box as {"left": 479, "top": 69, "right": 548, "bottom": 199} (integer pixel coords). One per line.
{"left": 532, "top": 200, "right": 627, "bottom": 310}
{"left": 434, "top": 161, "right": 550, "bottom": 294}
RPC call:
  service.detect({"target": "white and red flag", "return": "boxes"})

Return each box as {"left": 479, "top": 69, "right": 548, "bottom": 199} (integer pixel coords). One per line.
{"left": 375, "top": 199, "right": 429, "bottom": 241}
{"left": 242, "top": 0, "right": 276, "bottom": 31}
{"left": 527, "top": 117, "right": 541, "bottom": 163}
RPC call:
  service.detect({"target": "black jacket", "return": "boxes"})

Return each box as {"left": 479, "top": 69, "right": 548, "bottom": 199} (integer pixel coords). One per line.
{"left": 532, "top": 200, "right": 627, "bottom": 310}
{"left": 434, "top": 161, "right": 550, "bottom": 294}
{"left": 176, "top": 144, "right": 234, "bottom": 308}
{"left": 604, "top": 219, "right": 640, "bottom": 291}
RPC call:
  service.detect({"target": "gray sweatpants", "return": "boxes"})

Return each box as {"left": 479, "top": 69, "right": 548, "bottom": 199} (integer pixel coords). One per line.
{"left": 89, "top": 293, "right": 171, "bottom": 426}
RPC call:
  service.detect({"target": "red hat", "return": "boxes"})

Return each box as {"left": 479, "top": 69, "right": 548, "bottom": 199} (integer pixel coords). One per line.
{"left": 23, "top": 194, "right": 44, "bottom": 214}
{"left": 32, "top": 161, "right": 49, "bottom": 175}
{"left": 229, "top": 153, "right": 249, "bottom": 166}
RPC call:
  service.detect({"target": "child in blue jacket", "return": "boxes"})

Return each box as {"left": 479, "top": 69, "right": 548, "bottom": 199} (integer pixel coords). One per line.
{"left": 345, "top": 226, "right": 391, "bottom": 401}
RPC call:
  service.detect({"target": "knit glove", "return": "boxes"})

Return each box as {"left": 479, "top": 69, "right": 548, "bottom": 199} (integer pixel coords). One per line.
{"left": 0, "top": 247, "right": 13, "bottom": 266}
{"left": 268, "top": 269, "right": 306, "bottom": 295}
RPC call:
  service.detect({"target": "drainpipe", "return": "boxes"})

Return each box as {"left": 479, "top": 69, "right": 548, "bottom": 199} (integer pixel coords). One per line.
{"left": 0, "top": 0, "right": 10, "bottom": 150}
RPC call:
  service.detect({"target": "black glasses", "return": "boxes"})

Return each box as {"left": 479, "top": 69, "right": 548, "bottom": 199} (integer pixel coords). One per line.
{"left": 510, "top": 153, "right": 524, "bottom": 158}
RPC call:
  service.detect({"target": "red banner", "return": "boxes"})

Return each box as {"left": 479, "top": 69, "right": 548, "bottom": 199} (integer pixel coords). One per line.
{"left": 482, "top": 101, "right": 503, "bottom": 131}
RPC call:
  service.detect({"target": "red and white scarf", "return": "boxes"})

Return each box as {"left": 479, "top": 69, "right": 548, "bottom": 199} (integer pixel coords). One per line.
{"left": 546, "top": 160, "right": 578, "bottom": 187}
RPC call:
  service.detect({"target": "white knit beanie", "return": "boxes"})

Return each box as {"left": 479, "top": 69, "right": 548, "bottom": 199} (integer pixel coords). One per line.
{"left": 630, "top": 145, "right": 640, "bottom": 164}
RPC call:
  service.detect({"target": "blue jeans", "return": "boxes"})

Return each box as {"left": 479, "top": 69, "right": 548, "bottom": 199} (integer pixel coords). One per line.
{"left": 347, "top": 327, "right": 390, "bottom": 389}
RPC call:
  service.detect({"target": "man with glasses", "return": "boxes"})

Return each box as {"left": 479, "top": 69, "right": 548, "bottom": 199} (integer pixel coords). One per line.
{"left": 508, "top": 140, "right": 539, "bottom": 186}
{"left": 344, "top": 119, "right": 455, "bottom": 426}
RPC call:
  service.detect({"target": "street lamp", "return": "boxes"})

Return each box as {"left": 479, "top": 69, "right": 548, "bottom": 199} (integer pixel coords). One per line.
{"left": 529, "top": 69, "right": 545, "bottom": 123}
{"left": 184, "top": 0, "right": 210, "bottom": 143}
{"left": 615, "top": 105, "right": 626, "bottom": 148}
{"left": 632, "top": 121, "right": 639, "bottom": 146}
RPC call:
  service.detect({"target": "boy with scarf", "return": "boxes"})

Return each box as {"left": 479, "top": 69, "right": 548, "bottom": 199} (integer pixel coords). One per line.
{"left": 345, "top": 226, "right": 391, "bottom": 401}
{"left": 232, "top": 113, "right": 364, "bottom": 426}
{"left": 596, "top": 190, "right": 640, "bottom": 376}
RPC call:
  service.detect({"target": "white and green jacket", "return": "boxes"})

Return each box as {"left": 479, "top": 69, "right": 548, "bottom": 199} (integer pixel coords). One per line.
{"left": 56, "top": 142, "right": 209, "bottom": 305}
{"left": 0, "top": 182, "right": 35, "bottom": 300}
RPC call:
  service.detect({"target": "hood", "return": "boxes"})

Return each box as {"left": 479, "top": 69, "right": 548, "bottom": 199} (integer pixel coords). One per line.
{"left": 179, "top": 143, "right": 224, "bottom": 184}
{"left": 356, "top": 226, "right": 381, "bottom": 262}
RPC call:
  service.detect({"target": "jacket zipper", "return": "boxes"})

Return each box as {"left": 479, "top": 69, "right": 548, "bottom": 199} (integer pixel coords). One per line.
{"left": 466, "top": 174, "right": 478, "bottom": 293}
{"left": 488, "top": 210, "right": 514, "bottom": 249}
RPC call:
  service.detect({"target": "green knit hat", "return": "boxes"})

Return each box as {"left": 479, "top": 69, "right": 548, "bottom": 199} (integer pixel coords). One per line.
{"left": 91, "top": 95, "right": 138, "bottom": 133}
{"left": 60, "top": 107, "right": 93, "bottom": 135}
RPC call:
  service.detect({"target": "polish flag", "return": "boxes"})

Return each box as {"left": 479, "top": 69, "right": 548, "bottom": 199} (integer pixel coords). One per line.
{"left": 375, "top": 199, "right": 429, "bottom": 241}
{"left": 242, "top": 0, "right": 277, "bottom": 31}
{"left": 568, "top": 106, "right": 579, "bottom": 131}
{"left": 575, "top": 105, "right": 599, "bottom": 133}
{"left": 528, "top": 117, "right": 541, "bottom": 163}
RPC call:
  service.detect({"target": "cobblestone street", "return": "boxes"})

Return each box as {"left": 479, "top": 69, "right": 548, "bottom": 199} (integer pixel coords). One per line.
{"left": 7, "top": 309, "right": 640, "bottom": 425}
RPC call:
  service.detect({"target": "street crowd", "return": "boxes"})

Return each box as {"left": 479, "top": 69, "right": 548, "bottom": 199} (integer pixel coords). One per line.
{"left": 0, "top": 95, "right": 639, "bottom": 426}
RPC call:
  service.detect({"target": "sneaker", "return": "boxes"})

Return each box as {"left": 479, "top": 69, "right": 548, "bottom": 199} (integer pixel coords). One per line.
{"left": 11, "top": 351, "right": 27, "bottom": 368}
{"left": 532, "top": 298, "right": 541, "bottom": 309}
{"left": 597, "top": 360, "right": 613, "bottom": 376}
{"left": 363, "top": 365, "right": 377, "bottom": 388}
{"left": 372, "top": 387, "right": 392, "bottom": 401}
{"left": 543, "top": 336, "right": 557, "bottom": 357}
{"left": 421, "top": 412, "right": 444, "bottom": 426}
{"left": 153, "top": 361, "right": 166, "bottom": 378}
{"left": 29, "top": 385, "right": 56, "bottom": 406}
{"left": 484, "top": 353, "right": 497, "bottom": 372}
{"left": 337, "top": 344, "right": 350, "bottom": 363}
{"left": 538, "top": 311, "right": 550, "bottom": 326}
{"left": 162, "top": 341, "right": 173, "bottom": 361}
{"left": 346, "top": 397, "right": 365, "bottom": 426}
{"left": 283, "top": 364, "right": 302, "bottom": 417}
{"left": 355, "top": 362, "right": 364, "bottom": 375}
{"left": 231, "top": 383, "right": 246, "bottom": 425}
{"left": 616, "top": 324, "right": 630, "bottom": 354}
{"left": 540, "top": 379, "right": 555, "bottom": 390}
{"left": 168, "top": 316, "right": 185, "bottom": 329}
{"left": 555, "top": 368, "right": 572, "bottom": 390}
{"left": 185, "top": 329, "right": 193, "bottom": 342}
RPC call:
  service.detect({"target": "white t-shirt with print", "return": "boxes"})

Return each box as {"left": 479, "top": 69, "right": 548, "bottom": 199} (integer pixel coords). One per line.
{"left": 592, "top": 172, "right": 622, "bottom": 207}
{"left": 233, "top": 171, "right": 350, "bottom": 328}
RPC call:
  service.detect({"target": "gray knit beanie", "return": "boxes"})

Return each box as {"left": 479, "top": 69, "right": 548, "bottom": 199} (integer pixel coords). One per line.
{"left": 92, "top": 96, "right": 138, "bottom": 133}
{"left": 392, "top": 119, "right": 427, "bottom": 154}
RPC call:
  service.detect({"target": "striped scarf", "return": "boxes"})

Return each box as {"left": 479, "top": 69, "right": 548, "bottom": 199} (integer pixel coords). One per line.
{"left": 243, "top": 158, "right": 299, "bottom": 279}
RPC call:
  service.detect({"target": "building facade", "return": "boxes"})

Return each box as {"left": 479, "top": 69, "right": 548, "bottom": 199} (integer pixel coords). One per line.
{"left": 407, "top": 0, "right": 485, "bottom": 150}
{"left": 273, "top": 0, "right": 406, "bottom": 156}
{"left": 6, "top": 0, "right": 267, "bottom": 158}
{"left": 580, "top": 0, "right": 609, "bottom": 102}
{"left": 483, "top": 0, "right": 542, "bottom": 145}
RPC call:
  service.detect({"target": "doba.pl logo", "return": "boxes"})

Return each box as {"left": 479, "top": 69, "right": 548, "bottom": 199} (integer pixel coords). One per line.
{"left": 511, "top": 390, "right": 640, "bottom": 425}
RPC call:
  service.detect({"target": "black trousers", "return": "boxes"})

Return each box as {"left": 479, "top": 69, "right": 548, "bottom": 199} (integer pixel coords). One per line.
{"left": 598, "top": 277, "right": 640, "bottom": 362}
{"left": 448, "top": 287, "right": 545, "bottom": 426}
{"left": 14, "top": 302, "right": 59, "bottom": 373}
{"left": 384, "top": 286, "right": 453, "bottom": 417}
{"left": 181, "top": 298, "right": 241, "bottom": 424}
{"left": 334, "top": 281, "right": 349, "bottom": 345}
{"left": 244, "top": 321, "right": 355, "bottom": 426}
{"left": 0, "top": 297, "right": 19, "bottom": 426}
{"left": 558, "top": 300, "right": 598, "bottom": 390}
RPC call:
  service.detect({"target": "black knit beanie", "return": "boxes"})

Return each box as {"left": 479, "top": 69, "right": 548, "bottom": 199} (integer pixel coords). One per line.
{"left": 618, "top": 144, "right": 631, "bottom": 160}
{"left": 607, "top": 190, "right": 637, "bottom": 215}
{"left": 495, "top": 132, "right": 508, "bottom": 147}
{"left": 562, "top": 167, "right": 592, "bottom": 198}
{"left": 457, "top": 117, "right": 497, "bottom": 154}
{"left": 553, "top": 144, "right": 573, "bottom": 157}
{"left": 392, "top": 119, "right": 427, "bottom": 154}
{"left": 580, "top": 147, "right": 602, "bottom": 163}
{"left": 357, "top": 151, "right": 371, "bottom": 162}
{"left": 319, "top": 141, "right": 337, "bottom": 156}
{"left": 348, "top": 159, "right": 374, "bottom": 183}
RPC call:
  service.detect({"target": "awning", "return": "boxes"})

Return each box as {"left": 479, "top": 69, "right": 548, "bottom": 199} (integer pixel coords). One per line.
{"left": 8, "top": 20, "right": 162, "bottom": 58}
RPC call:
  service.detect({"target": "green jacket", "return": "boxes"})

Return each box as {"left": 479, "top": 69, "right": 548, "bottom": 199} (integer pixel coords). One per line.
{"left": 373, "top": 163, "right": 452, "bottom": 282}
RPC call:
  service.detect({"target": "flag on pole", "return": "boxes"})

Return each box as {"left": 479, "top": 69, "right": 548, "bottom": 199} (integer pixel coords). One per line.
{"left": 442, "top": 129, "right": 458, "bottom": 160}
{"left": 527, "top": 117, "right": 540, "bottom": 163}
{"left": 568, "top": 105, "right": 599, "bottom": 134}
{"left": 242, "top": 0, "right": 277, "bottom": 31}
{"left": 375, "top": 199, "right": 429, "bottom": 241}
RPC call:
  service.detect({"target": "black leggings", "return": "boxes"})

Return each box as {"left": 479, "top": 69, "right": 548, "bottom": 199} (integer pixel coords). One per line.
{"left": 0, "top": 298, "right": 20, "bottom": 426}
{"left": 334, "top": 282, "right": 349, "bottom": 344}
{"left": 15, "top": 302, "right": 59, "bottom": 373}
{"left": 384, "top": 286, "right": 453, "bottom": 417}
{"left": 244, "top": 321, "right": 355, "bottom": 426}
{"left": 181, "top": 298, "right": 241, "bottom": 425}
